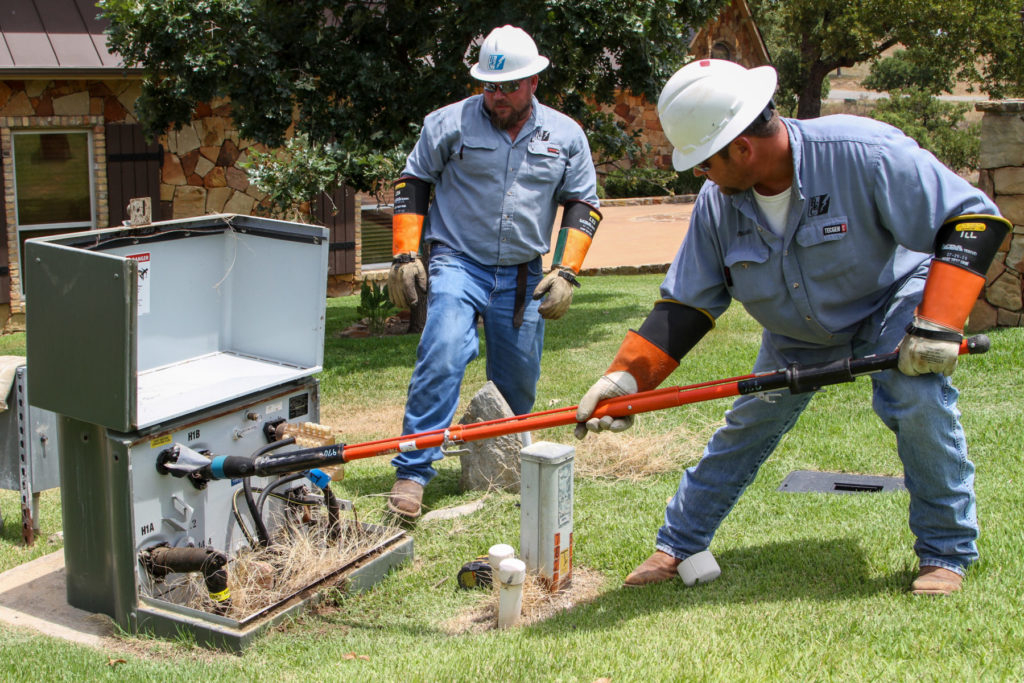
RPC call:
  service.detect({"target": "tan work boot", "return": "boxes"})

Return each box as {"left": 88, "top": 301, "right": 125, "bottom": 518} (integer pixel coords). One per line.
{"left": 623, "top": 551, "right": 681, "bottom": 587}
{"left": 387, "top": 478, "right": 424, "bottom": 519}
{"left": 911, "top": 566, "right": 963, "bottom": 595}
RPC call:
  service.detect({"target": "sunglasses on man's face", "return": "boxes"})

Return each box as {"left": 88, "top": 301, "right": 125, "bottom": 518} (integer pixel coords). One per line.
{"left": 694, "top": 158, "right": 713, "bottom": 174}
{"left": 483, "top": 80, "right": 524, "bottom": 94}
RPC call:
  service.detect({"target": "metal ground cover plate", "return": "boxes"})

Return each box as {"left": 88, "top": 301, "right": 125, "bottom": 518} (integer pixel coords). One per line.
{"left": 778, "top": 470, "right": 906, "bottom": 494}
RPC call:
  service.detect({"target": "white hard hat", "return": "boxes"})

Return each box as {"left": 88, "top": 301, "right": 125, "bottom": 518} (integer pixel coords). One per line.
{"left": 658, "top": 59, "right": 778, "bottom": 171}
{"left": 470, "top": 25, "right": 550, "bottom": 81}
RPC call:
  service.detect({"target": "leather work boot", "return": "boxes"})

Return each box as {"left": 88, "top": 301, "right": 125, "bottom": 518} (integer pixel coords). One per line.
{"left": 387, "top": 478, "right": 424, "bottom": 520}
{"left": 911, "top": 566, "right": 963, "bottom": 596}
{"left": 623, "top": 550, "right": 681, "bottom": 587}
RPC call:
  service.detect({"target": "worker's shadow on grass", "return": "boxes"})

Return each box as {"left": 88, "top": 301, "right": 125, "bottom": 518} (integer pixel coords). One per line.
{"left": 525, "top": 537, "right": 911, "bottom": 636}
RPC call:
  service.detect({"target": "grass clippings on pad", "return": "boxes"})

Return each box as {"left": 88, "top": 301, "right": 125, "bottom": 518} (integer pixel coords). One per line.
{"left": 443, "top": 566, "right": 607, "bottom": 635}
{"left": 166, "top": 516, "right": 400, "bottom": 620}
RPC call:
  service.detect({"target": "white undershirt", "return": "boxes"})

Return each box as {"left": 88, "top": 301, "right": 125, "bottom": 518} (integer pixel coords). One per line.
{"left": 753, "top": 185, "right": 793, "bottom": 237}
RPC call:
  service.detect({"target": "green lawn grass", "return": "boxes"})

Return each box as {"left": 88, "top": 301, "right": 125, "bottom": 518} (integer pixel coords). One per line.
{"left": 1, "top": 273, "right": 1022, "bottom": 680}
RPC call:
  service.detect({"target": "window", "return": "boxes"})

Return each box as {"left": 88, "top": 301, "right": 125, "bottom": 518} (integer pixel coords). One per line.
{"left": 710, "top": 41, "right": 733, "bottom": 61}
{"left": 360, "top": 203, "right": 394, "bottom": 270}
{"left": 11, "top": 129, "right": 96, "bottom": 293}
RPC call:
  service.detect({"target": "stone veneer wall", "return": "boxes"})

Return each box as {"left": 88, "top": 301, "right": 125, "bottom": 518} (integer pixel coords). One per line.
{"left": 596, "top": 91, "right": 674, "bottom": 171}
{"left": 970, "top": 101, "right": 1024, "bottom": 332}
{"left": 159, "top": 97, "right": 269, "bottom": 219}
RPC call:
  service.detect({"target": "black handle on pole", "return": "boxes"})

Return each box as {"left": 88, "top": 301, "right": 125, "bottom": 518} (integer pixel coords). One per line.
{"left": 738, "top": 334, "right": 990, "bottom": 397}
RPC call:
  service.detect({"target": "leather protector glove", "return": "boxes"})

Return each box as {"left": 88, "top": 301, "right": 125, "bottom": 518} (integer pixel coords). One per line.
{"left": 532, "top": 266, "right": 580, "bottom": 320}
{"left": 898, "top": 317, "right": 961, "bottom": 376}
{"left": 574, "top": 370, "right": 638, "bottom": 439}
{"left": 387, "top": 253, "right": 427, "bottom": 310}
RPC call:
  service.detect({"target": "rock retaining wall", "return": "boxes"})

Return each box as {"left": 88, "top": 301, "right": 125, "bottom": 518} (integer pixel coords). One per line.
{"left": 971, "top": 101, "right": 1024, "bottom": 331}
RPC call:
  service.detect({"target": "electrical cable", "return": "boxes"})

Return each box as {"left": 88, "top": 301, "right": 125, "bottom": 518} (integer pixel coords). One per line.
{"left": 232, "top": 487, "right": 259, "bottom": 549}
{"left": 257, "top": 472, "right": 305, "bottom": 519}
{"left": 242, "top": 437, "right": 296, "bottom": 548}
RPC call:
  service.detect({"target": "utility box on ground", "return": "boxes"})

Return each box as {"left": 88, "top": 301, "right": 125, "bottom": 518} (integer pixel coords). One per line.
{"left": 23, "top": 215, "right": 412, "bottom": 650}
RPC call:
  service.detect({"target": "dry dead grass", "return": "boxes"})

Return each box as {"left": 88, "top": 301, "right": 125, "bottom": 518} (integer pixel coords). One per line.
{"left": 570, "top": 422, "right": 707, "bottom": 481}
{"left": 319, "top": 402, "right": 406, "bottom": 443}
{"left": 442, "top": 565, "right": 608, "bottom": 635}
{"left": 152, "top": 513, "right": 400, "bottom": 620}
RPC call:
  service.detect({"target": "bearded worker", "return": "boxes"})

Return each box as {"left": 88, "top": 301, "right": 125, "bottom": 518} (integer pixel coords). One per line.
{"left": 385, "top": 25, "right": 601, "bottom": 519}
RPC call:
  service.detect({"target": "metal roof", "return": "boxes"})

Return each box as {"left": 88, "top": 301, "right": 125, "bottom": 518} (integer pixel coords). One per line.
{"left": 0, "top": 0, "right": 132, "bottom": 75}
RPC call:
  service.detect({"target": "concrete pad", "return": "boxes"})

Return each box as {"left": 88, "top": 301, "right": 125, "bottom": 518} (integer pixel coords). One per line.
{"left": 0, "top": 550, "right": 114, "bottom": 647}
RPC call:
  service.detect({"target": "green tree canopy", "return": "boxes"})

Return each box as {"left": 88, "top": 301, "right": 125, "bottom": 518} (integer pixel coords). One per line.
{"left": 749, "top": 0, "right": 1024, "bottom": 119}
{"left": 101, "top": 0, "right": 726, "bottom": 195}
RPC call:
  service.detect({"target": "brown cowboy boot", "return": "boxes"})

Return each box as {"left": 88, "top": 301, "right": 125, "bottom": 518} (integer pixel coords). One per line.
{"left": 387, "top": 478, "right": 424, "bottom": 519}
{"left": 911, "top": 566, "right": 963, "bottom": 595}
{"left": 623, "top": 551, "right": 681, "bottom": 587}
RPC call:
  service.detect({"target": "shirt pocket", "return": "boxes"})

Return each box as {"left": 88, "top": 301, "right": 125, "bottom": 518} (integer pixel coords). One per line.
{"left": 723, "top": 236, "right": 773, "bottom": 304}
{"left": 454, "top": 135, "right": 499, "bottom": 177}
{"left": 794, "top": 217, "right": 855, "bottom": 281}
{"left": 525, "top": 140, "right": 566, "bottom": 184}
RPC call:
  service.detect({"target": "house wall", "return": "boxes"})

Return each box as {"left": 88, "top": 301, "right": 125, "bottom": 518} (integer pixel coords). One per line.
{"left": 0, "top": 78, "right": 359, "bottom": 330}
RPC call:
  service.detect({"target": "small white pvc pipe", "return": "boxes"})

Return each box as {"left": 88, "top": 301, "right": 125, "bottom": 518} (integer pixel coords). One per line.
{"left": 488, "top": 543, "right": 515, "bottom": 573}
{"left": 496, "top": 558, "right": 526, "bottom": 629}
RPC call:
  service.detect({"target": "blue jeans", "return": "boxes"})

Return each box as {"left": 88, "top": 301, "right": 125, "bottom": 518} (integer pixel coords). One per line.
{"left": 656, "top": 269, "right": 979, "bottom": 575}
{"left": 392, "top": 245, "right": 545, "bottom": 485}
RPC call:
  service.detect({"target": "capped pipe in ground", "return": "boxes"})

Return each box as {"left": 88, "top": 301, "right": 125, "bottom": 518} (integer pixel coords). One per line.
{"left": 496, "top": 558, "right": 526, "bottom": 629}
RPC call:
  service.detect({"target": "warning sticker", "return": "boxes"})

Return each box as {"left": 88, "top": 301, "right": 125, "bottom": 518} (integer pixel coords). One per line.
{"left": 127, "top": 253, "right": 151, "bottom": 315}
{"left": 150, "top": 434, "right": 172, "bottom": 449}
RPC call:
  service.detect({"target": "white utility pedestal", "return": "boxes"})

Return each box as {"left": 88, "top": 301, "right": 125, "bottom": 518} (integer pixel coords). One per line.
{"left": 520, "top": 441, "right": 574, "bottom": 591}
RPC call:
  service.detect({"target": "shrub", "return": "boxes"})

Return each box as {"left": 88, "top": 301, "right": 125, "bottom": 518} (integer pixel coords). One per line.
{"left": 602, "top": 166, "right": 704, "bottom": 199}
{"left": 356, "top": 280, "right": 396, "bottom": 335}
{"left": 869, "top": 88, "right": 980, "bottom": 174}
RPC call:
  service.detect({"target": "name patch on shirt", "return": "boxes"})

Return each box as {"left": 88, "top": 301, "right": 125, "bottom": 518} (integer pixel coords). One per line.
{"left": 822, "top": 222, "right": 847, "bottom": 236}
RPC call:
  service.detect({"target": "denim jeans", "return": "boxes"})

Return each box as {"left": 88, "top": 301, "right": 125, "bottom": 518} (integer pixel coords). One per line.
{"left": 391, "top": 244, "right": 545, "bottom": 485}
{"left": 656, "top": 267, "right": 979, "bottom": 575}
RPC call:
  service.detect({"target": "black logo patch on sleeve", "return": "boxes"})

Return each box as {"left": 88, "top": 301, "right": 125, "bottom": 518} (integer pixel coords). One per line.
{"left": 822, "top": 223, "right": 847, "bottom": 236}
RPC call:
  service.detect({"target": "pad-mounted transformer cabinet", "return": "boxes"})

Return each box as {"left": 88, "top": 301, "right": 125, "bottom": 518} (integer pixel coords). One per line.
{"left": 24, "top": 214, "right": 411, "bottom": 650}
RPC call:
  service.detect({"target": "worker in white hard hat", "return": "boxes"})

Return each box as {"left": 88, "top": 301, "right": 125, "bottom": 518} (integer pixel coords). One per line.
{"left": 575, "top": 59, "right": 1008, "bottom": 595}
{"left": 386, "top": 25, "right": 601, "bottom": 519}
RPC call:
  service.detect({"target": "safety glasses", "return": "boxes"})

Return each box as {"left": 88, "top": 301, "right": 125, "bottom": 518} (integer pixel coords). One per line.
{"left": 694, "top": 157, "right": 713, "bottom": 174}
{"left": 483, "top": 79, "right": 524, "bottom": 94}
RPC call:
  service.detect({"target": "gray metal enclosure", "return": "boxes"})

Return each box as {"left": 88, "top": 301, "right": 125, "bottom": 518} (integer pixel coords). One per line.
{"left": 22, "top": 215, "right": 412, "bottom": 650}
{"left": 25, "top": 214, "right": 328, "bottom": 432}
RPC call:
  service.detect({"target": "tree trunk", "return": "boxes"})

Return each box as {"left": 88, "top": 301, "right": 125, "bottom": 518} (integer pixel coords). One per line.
{"left": 797, "top": 63, "right": 833, "bottom": 119}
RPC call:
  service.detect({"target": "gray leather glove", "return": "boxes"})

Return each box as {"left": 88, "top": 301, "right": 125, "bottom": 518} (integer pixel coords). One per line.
{"left": 533, "top": 266, "right": 579, "bottom": 320}
{"left": 387, "top": 254, "right": 427, "bottom": 310}
{"left": 574, "top": 371, "right": 638, "bottom": 439}
{"left": 897, "top": 317, "right": 961, "bottom": 376}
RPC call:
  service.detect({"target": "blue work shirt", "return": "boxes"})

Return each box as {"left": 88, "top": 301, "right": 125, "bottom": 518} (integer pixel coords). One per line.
{"left": 402, "top": 94, "right": 599, "bottom": 266}
{"left": 662, "top": 115, "right": 1000, "bottom": 349}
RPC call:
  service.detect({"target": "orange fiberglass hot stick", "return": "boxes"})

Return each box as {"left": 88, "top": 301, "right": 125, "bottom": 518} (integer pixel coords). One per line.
{"left": 196, "top": 336, "right": 989, "bottom": 482}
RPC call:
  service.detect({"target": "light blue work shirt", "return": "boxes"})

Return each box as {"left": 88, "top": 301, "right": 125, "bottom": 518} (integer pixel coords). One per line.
{"left": 402, "top": 94, "right": 599, "bottom": 266}
{"left": 662, "top": 115, "right": 1000, "bottom": 348}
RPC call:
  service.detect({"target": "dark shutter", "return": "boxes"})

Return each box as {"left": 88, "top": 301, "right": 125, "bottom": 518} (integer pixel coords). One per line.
{"left": 105, "top": 123, "right": 163, "bottom": 227}
{"left": 312, "top": 185, "right": 356, "bottom": 276}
